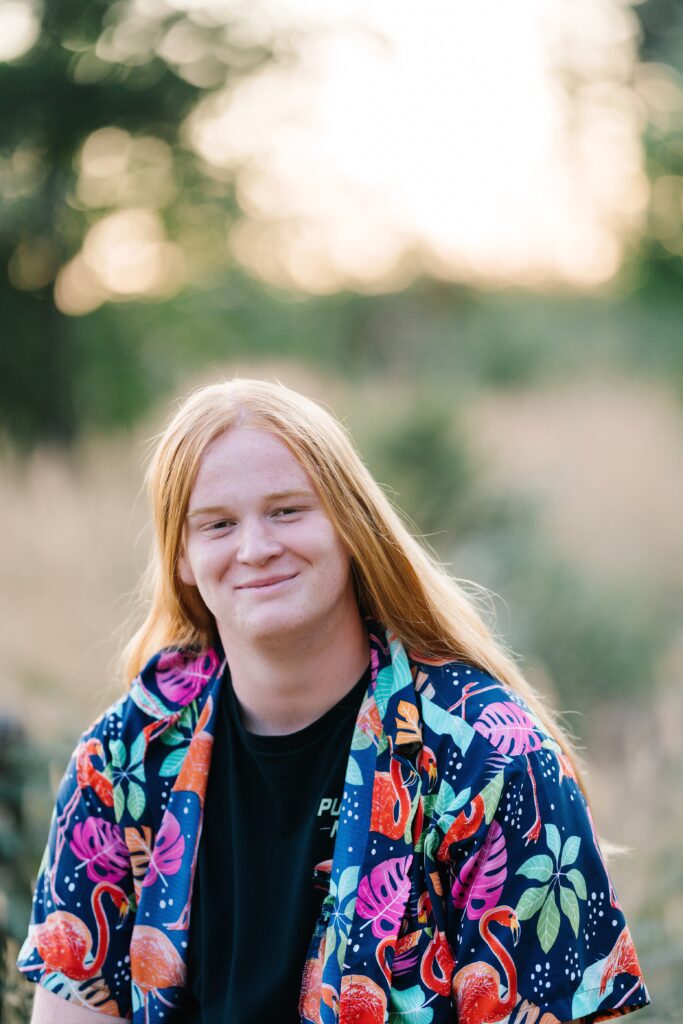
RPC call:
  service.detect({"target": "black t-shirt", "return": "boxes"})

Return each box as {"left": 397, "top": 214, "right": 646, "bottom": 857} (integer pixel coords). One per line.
{"left": 184, "top": 663, "right": 370, "bottom": 1024}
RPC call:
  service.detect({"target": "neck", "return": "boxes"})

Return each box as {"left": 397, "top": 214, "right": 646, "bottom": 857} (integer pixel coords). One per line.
{"left": 221, "top": 603, "right": 370, "bottom": 735}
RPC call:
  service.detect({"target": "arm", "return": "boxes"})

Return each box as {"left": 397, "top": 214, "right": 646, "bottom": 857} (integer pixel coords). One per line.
{"left": 18, "top": 713, "right": 136, "bottom": 1019}
{"left": 32, "top": 986, "right": 129, "bottom": 1023}
{"left": 438, "top": 744, "right": 650, "bottom": 1022}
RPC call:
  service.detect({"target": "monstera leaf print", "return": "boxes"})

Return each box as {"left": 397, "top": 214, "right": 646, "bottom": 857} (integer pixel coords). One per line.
{"left": 143, "top": 812, "right": 185, "bottom": 887}
{"left": 474, "top": 702, "right": 543, "bottom": 756}
{"left": 70, "top": 818, "right": 129, "bottom": 884}
{"left": 357, "top": 856, "right": 413, "bottom": 939}
{"left": 389, "top": 984, "right": 434, "bottom": 1024}
{"left": 156, "top": 650, "right": 219, "bottom": 705}
{"left": 451, "top": 819, "right": 507, "bottom": 919}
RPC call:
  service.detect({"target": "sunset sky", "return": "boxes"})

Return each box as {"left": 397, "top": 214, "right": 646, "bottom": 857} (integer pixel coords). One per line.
{"left": 5, "top": 0, "right": 675, "bottom": 309}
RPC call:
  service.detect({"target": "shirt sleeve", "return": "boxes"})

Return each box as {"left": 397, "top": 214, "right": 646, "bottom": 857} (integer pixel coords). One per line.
{"left": 17, "top": 713, "right": 135, "bottom": 1019}
{"left": 439, "top": 741, "right": 651, "bottom": 1023}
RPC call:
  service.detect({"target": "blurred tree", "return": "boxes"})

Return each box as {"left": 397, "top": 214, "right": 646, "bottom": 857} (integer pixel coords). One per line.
{"left": 0, "top": 0, "right": 270, "bottom": 446}
{"left": 630, "top": 0, "right": 683, "bottom": 293}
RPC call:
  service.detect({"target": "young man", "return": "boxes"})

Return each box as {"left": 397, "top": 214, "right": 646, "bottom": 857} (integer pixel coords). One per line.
{"left": 21, "top": 379, "right": 649, "bottom": 1023}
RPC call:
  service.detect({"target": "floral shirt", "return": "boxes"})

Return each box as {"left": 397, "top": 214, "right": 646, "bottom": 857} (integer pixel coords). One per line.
{"left": 19, "top": 624, "right": 650, "bottom": 1023}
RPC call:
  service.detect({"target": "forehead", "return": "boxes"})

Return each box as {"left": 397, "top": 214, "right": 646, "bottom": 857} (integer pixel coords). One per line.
{"left": 189, "top": 426, "right": 313, "bottom": 501}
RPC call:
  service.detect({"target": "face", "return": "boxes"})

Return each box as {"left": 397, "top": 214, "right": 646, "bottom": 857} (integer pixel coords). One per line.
{"left": 179, "top": 426, "right": 358, "bottom": 650}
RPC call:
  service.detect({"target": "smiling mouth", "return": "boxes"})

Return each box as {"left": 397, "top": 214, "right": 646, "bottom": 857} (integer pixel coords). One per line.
{"left": 236, "top": 573, "right": 298, "bottom": 590}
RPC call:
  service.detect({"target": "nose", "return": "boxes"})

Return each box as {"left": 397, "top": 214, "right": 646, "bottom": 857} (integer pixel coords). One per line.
{"left": 235, "top": 516, "right": 284, "bottom": 565}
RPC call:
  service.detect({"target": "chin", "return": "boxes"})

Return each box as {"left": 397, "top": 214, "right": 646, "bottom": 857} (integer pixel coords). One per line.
{"left": 235, "top": 608, "right": 311, "bottom": 645}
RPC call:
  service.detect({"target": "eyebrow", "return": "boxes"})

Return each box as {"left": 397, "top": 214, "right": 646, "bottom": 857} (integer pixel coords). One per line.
{"left": 186, "top": 490, "right": 317, "bottom": 518}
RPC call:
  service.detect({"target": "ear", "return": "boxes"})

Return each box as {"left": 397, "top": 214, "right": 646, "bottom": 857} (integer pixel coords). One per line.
{"left": 177, "top": 545, "right": 197, "bottom": 587}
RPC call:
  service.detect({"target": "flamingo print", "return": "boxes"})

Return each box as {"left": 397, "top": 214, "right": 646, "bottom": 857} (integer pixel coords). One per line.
{"left": 49, "top": 738, "right": 114, "bottom": 905}
{"left": 420, "top": 929, "right": 455, "bottom": 996}
{"left": 370, "top": 746, "right": 413, "bottom": 840}
{"left": 130, "top": 925, "right": 186, "bottom": 1024}
{"left": 31, "top": 881, "right": 129, "bottom": 980}
{"left": 452, "top": 905, "right": 520, "bottom": 1024}
{"left": 166, "top": 695, "right": 214, "bottom": 930}
{"left": 599, "top": 926, "right": 646, "bottom": 1006}
{"left": 338, "top": 973, "right": 387, "bottom": 1024}
{"left": 437, "top": 793, "right": 485, "bottom": 860}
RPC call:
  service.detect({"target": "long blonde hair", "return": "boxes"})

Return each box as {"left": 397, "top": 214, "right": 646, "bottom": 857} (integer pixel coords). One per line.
{"left": 124, "top": 378, "right": 586, "bottom": 787}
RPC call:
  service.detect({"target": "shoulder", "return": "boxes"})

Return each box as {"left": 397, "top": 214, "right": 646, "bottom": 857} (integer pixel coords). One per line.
{"left": 72, "top": 645, "right": 220, "bottom": 745}
{"left": 409, "top": 654, "right": 556, "bottom": 764}
{"left": 68, "top": 645, "right": 223, "bottom": 805}
{"left": 129, "top": 645, "right": 224, "bottom": 719}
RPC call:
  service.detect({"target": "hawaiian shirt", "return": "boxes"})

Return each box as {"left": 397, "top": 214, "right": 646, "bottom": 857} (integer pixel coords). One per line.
{"left": 18, "top": 624, "right": 650, "bottom": 1023}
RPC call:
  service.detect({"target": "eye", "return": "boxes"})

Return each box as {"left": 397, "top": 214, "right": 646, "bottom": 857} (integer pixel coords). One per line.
{"left": 205, "top": 519, "right": 234, "bottom": 532}
{"left": 272, "top": 507, "right": 301, "bottom": 518}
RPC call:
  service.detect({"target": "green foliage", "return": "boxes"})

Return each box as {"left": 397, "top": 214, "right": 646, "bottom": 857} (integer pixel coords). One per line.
{"left": 0, "top": 0, "right": 269, "bottom": 446}
{"left": 456, "top": 507, "right": 675, "bottom": 709}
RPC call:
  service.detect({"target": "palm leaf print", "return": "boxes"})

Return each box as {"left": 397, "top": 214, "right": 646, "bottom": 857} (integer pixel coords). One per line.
{"left": 43, "top": 971, "right": 121, "bottom": 1015}
{"left": 395, "top": 700, "right": 422, "bottom": 747}
{"left": 125, "top": 826, "right": 154, "bottom": 899}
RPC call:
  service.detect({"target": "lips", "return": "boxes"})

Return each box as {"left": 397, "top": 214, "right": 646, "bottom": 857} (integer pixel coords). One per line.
{"left": 235, "top": 573, "right": 298, "bottom": 590}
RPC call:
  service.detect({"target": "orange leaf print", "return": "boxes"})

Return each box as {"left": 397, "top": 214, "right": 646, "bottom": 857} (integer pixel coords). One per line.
{"left": 395, "top": 700, "right": 421, "bottom": 747}
{"left": 125, "top": 826, "right": 154, "bottom": 900}
{"left": 430, "top": 870, "right": 444, "bottom": 897}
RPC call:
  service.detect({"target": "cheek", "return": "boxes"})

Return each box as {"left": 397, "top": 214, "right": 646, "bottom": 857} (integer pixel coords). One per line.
{"left": 318, "top": 532, "right": 353, "bottom": 581}
{"left": 180, "top": 538, "right": 221, "bottom": 588}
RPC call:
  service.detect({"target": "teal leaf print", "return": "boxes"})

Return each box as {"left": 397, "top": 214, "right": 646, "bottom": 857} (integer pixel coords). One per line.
{"left": 323, "top": 927, "right": 337, "bottom": 969}
{"left": 389, "top": 984, "right": 435, "bottom": 1024}
{"left": 433, "top": 780, "right": 455, "bottom": 820}
{"left": 374, "top": 666, "right": 397, "bottom": 717}
{"left": 160, "top": 747, "right": 187, "bottom": 778}
{"left": 127, "top": 781, "right": 146, "bottom": 820}
{"left": 132, "top": 981, "right": 144, "bottom": 1014}
{"left": 338, "top": 865, "right": 360, "bottom": 904}
{"left": 325, "top": 866, "right": 359, "bottom": 971}
{"left": 560, "top": 835, "right": 581, "bottom": 868}
{"left": 515, "top": 884, "right": 549, "bottom": 921}
{"left": 560, "top": 885, "right": 580, "bottom": 937}
{"left": 351, "top": 725, "right": 373, "bottom": 751}
{"left": 566, "top": 867, "right": 587, "bottom": 899}
{"left": 571, "top": 957, "right": 617, "bottom": 1018}
{"left": 129, "top": 731, "right": 146, "bottom": 766}
{"left": 113, "top": 784, "right": 125, "bottom": 821}
{"left": 377, "top": 732, "right": 389, "bottom": 756}
{"left": 545, "top": 823, "right": 562, "bottom": 862}
{"left": 423, "top": 828, "right": 441, "bottom": 863}
{"left": 346, "top": 756, "right": 363, "bottom": 786}
{"left": 516, "top": 854, "right": 553, "bottom": 882}
{"left": 160, "top": 728, "right": 183, "bottom": 746}
{"left": 110, "top": 739, "right": 126, "bottom": 769}
{"left": 481, "top": 770, "right": 505, "bottom": 823}
{"left": 130, "top": 763, "right": 145, "bottom": 782}
{"left": 422, "top": 791, "right": 438, "bottom": 821}
{"left": 537, "top": 889, "right": 561, "bottom": 952}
